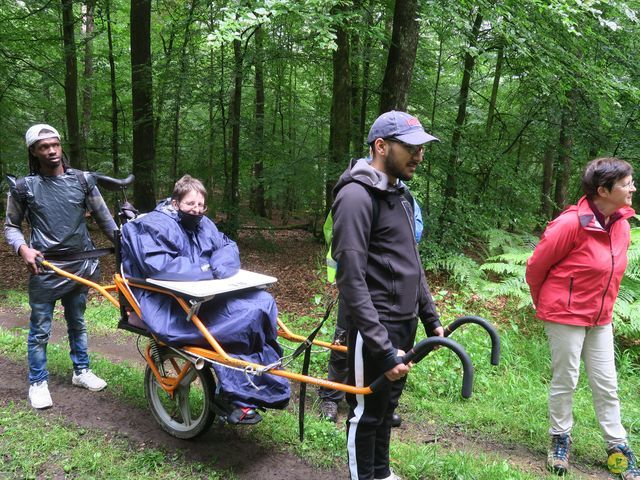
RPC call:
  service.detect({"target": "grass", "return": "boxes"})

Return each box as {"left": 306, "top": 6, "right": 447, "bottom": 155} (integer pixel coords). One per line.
{"left": 2, "top": 288, "right": 640, "bottom": 478}
{"left": 0, "top": 402, "right": 229, "bottom": 479}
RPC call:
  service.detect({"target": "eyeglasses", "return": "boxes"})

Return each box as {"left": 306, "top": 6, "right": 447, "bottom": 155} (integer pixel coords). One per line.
{"left": 385, "top": 138, "right": 424, "bottom": 156}
{"left": 616, "top": 180, "right": 635, "bottom": 190}
{"left": 179, "top": 200, "right": 208, "bottom": 213}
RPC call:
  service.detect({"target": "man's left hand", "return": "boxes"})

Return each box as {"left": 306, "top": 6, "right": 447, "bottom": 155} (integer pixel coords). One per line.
{"left": 431, "top": 326, "right": 444, "bottom": 337}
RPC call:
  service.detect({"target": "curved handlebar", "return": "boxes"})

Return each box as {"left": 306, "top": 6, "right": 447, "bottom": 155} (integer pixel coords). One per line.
{"left": 369, "top": 336, "right": 474, "bottom": 398}
{"left": 444, "top": 315, "right": 500, "bottom": 366}
{"left": 95, "top": 173, "right": 135, "bottom": 191}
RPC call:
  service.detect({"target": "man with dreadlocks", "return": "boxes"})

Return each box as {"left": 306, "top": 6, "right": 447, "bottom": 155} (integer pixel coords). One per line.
{"left": 4, "top": 124, "right": 117, "bottom": 409}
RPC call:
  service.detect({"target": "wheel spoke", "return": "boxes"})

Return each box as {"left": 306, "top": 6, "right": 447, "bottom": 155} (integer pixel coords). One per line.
{"left": 176, "top": 384, "right": 192, "bottom": 426}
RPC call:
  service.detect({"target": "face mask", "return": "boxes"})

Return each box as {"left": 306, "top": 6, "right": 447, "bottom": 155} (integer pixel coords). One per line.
{"left": 177, "top": 210, "right": 203, "bottom": 231}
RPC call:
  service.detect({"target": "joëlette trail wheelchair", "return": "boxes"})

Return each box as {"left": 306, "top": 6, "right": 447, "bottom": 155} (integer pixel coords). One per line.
{"left": 37, "top": 174, "right": 501, "bottom": 441}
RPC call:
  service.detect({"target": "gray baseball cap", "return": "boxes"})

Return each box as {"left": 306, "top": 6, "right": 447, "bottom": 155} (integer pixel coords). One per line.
{"left": 25, "top": 124, "right": 61, "bottom": 148}
{"left": 367, "top": 110, "right": 438, "bottom": 146}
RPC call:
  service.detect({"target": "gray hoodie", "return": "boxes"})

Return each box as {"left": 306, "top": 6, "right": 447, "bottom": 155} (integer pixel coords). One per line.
{"left": 332, "top": 158, "right": 441, "bottom": 372}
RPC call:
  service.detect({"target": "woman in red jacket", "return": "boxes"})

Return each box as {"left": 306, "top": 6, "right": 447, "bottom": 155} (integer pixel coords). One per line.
{"left": 526, "top": 157, "right": 638, "bottom": 479}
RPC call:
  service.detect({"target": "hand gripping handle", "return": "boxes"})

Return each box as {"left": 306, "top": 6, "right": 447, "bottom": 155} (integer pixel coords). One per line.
{"left": 444, "top": 315, "right": 500, "bottom": 366}
{"left": 369, "top": 336, "right": 474, "bottom": 398}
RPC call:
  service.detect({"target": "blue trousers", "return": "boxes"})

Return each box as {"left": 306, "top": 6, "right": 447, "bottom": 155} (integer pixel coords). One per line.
{"left": 27, "top": 287, "right": 90, "bottom": 384}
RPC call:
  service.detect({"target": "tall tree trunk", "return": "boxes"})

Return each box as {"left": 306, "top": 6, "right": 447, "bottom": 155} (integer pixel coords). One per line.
{"left": 486, "top": 41, "right": 504, "bottom": 135}
{"left": 541, "top": 143, "right": 555, "bottom": 219}
{"left": 553, "top": 93, "right": 575, "bottom": 216}
{"left": 219, "top": 45, "right": 229, "bottom": 205}
{"left": 153, "top": 26, "right": 177, "bottom": 153}
{"left": 440, "top": 10, "right": 483, "bottom": 227}
{"left": 350, "top": 4, "right": 362, "bottom": 158}
{"left": 378, "top": 0, "right": 420, "bottom": 113}
{"left": 326, "top": 7, "right": 351, "bottom": 212}
{"left": 61, "top": 0, "right": 83, "bottom": 168}
{"left": 426, "top": 33, "right": 444, "bottom": 217}
{"left": 358, "top": 7, "right": 373, "bottom": 152}
{"left": 130, "top": 0, "right": 156, "bottom": 211}
{"left": 207, "top": 45, "right": 216, "bottom": 198}
{"left": 106, "top": 0, "right": 119, "bottom": 176}
{"left": 81, "top": 0, "right": 95, "bottom": 170}
{"left": 170, "top": 0, "right": 198, "bottom": 184}
{"left": 227, "top": 38, "right": 243, "bottom": 237}
{"left": 251, "top": 24, "right": 266, "bottom": 217}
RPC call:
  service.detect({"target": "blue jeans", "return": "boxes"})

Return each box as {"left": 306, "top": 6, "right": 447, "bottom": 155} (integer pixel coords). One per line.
{"left": 27, "top": 288, "right": 90, "bottom": 384}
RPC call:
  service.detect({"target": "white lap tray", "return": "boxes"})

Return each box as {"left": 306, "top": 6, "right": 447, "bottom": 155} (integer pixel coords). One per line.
{"left": 146, "top": 269, "right": 277, "bottom": 302}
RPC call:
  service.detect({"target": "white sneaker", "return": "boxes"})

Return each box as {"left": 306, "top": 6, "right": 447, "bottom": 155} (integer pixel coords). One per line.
{"left": 29, "top": 381, "right": 53, "bottom": 409}
{"left": 72, "top": 369, "right": 107, "bottom": 392}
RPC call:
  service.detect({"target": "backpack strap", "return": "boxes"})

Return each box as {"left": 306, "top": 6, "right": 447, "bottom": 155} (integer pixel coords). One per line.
{"left": 401, "top": 188, "right": 415, "bottom": 216}
{"left": 366, "top": 187, "right": 381, "bottom": 229}
{"left": 70, "top": 169, "right": 90, "bottom": 195}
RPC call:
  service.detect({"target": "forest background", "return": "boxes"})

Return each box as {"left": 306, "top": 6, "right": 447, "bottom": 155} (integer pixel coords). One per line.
{"left": 2, "top": 0, "right": 640, "bottom": 337}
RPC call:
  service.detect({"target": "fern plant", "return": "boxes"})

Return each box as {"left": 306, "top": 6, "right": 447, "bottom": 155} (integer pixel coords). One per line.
{"left": 479, "top": 250, "right": 532, "bottom": 309}
{"left": 611, "top": 226, "right": 640, "bottom": 341}
{"left": 425, "top": 228, "right": 535, "bottom": 305}
{"left": 426, "top": 225, "right": 640, "bottom": 343}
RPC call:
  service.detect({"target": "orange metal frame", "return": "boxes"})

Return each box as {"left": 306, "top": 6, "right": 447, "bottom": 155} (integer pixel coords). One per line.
{"left": 41, "top": 260, "right": 372, "bottom": 396}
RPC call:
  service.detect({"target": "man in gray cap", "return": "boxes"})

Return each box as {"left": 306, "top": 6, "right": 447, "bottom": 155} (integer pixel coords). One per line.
{"left": 331, "top": 111, "right": 442, "bottom": 480}
{"left": 4, "top": 124, "right": 117, "bottom": 409}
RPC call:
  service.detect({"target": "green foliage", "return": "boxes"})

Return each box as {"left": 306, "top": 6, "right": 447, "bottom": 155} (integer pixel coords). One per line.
{"left": 429, "top": 225, "right": 640, "bottom": 343}
{"left": 612, "top": 226, "right": 640, "bottom": 339}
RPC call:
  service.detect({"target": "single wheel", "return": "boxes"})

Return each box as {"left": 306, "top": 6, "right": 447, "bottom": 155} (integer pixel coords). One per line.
{"left": 144, "top": 347, "right": 216, "bottom": 439}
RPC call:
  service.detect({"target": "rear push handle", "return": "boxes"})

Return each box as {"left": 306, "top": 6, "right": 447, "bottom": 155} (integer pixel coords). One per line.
{"left": 369, "top": 336, "right": 474, "bottom": 398}
{"left": 368, "top": 315, "right": 500, "bottom": 399}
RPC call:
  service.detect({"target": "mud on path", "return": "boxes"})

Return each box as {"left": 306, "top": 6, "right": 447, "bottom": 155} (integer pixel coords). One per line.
{"left": 0, "top": 229, "right": 614, "bottom": 479}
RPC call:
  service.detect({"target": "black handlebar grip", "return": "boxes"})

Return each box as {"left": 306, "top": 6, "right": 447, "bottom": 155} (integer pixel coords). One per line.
{"left": 369, "top": 336, "right": 474, "bottom": 398}
{"left": 95, "top": 173, "right": 135, "bottom": 191}
{"left": 444, "top": 315, "right": 500, "bottom": 366}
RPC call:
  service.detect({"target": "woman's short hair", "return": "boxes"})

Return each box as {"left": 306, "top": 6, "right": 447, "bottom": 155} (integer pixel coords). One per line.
{"left": 582, "top": 157, "right": 633, "bottom": 199}
{"left": 171, "top": 175, "right": 207, "bottom": 202}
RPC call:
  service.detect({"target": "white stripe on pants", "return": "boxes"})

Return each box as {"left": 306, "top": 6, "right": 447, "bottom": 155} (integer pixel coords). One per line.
{"left": 545, "top": 321, "right": 627, "bottom": 447}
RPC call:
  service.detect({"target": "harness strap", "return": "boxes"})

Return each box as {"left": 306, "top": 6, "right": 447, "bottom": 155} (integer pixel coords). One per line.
{"left": 43, "top": 247, "right": 114, "bottom": 261}
{"left": 297, "top": 296, "right": 337, "bottom": 442}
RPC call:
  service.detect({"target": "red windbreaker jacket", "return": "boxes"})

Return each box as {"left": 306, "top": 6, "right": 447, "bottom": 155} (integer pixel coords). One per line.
{"left": 526, "top": 196, "right": 635, "bottom": 327}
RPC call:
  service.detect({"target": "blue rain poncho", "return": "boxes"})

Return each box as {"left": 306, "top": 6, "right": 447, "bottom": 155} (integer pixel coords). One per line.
{"left": 120, "top": 200, "right": 290, "bottom": 409}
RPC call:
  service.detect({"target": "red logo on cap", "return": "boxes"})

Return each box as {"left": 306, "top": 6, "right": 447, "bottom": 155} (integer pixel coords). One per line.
{"left": 406, "top": 118, "right": 421, "bottom": 127}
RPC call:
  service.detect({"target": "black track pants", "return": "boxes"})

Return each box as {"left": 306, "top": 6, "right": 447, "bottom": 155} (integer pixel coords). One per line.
{"left": 345, "top": 317, "right": 418, "bottom": 480}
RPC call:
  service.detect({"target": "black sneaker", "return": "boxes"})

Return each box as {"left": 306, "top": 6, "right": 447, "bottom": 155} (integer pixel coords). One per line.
{"left": 319, "top": 400, "right": 338, "bottom": 423}
{"left": 391, "top": 412, "right": 402, "bottom": 428}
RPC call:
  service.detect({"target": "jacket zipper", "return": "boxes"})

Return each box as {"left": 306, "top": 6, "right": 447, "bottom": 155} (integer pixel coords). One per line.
{"left": 594, "top": 235, "right": 614, "bottom": 325}
{"left": 568, "top": 277, "right": 573, "bottom": 308}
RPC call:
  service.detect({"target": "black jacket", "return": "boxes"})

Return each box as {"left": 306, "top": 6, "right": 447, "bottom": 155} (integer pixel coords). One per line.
{"left": 332, "top": 158, "right": 441, "bottom": 372}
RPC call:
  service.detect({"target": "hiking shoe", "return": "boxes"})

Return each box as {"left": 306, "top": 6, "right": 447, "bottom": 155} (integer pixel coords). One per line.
{"left": 72, "top": 369, "right": 107, "bottom": 392}
{"left": 29, "top": 381, "right": 53, "bottom": 409}
{"left": 375, "top": 469, "right": 402, "bottom": 480}
{"left": 319, "top": 400, "right": 338, "bottom": 423}
{"left": 547, "top": 433, "right": 571, "bottom": 475}
{"left": 227, "top": 407, "right": 262, "bottom": 425}
{"left": 607, "top": 444, "right": 640, "bottom": 479}
{"left": 391, "top": 412, "right": 402, "bottom": 428}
